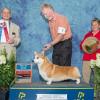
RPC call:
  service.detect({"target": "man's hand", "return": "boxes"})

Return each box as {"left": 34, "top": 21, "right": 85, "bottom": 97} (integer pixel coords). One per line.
{"left": 0, "top": 21, "right": 6, "bottom": 27}
{"left": 97, "top": 41, "right": 100, "bottom": 49}
{"left": 7, "top": 38, "right": 14, "bottom": 44}
{"left": 43, "top": 43, "right": 52, "bottom": 51}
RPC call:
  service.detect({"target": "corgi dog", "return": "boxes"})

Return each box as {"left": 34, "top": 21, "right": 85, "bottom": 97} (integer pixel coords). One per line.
{"left": 34, "top": 51, "right": 81, "bottom": 85}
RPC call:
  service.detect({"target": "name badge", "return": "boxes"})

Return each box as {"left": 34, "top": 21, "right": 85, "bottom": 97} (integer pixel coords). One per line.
{"left": 57, "top": 27, "right": 66, "bottom": 34}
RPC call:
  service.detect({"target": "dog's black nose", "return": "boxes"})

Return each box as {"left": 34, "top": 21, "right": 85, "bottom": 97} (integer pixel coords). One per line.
{"left": 32, "top": 59, "right": 34, "bottom": 63}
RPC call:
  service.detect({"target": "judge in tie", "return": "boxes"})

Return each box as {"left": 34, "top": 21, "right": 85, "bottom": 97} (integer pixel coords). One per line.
{"left": 0, "top": 7, "right": 21, "bottom": 58}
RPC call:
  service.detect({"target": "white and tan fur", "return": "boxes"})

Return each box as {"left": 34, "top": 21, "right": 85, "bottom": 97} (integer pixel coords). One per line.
{"left": 34, "top": 51, "right": 81, "bottom": 85}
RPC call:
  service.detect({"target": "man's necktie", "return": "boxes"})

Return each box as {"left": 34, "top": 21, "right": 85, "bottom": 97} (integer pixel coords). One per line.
{"left": 3, "top": 22, "right": 9, "bottom": 42}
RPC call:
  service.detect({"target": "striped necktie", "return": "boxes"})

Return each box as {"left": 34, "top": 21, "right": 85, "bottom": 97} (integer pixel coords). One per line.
{"left": 3, "top": 22, "right": 9, "bottom": 42}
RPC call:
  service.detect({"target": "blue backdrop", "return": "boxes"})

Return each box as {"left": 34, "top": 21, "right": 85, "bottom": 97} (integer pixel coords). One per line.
{"left": 0, "top": 0, "right": 100, "bottom": 74}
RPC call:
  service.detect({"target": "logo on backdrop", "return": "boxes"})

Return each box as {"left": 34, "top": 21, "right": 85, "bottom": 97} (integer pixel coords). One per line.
{"left": 75, "top": 91, "right": 85, "bottom": 100}
{"left": 18, "top": 92, "right": 26, "bottom": 100}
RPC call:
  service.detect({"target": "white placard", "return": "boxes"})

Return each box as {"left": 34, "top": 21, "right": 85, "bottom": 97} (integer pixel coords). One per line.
{"left": 36, "top": 94, "right": 67, "bottom": 100}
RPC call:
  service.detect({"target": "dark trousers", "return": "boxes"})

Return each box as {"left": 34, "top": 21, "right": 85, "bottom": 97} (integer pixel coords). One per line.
{"left": 52, "top": 39, "right": 72, "bottom": 66}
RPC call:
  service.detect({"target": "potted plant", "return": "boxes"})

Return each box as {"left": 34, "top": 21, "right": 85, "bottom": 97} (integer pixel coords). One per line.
{"left": 94, "top": 54, "right": 100, "bottom": 99}
{"left": 0, "top": 47, "right": 15, "bottom": 100}
{"left": 90, "top": 53, "right": 100, "bottom": 99}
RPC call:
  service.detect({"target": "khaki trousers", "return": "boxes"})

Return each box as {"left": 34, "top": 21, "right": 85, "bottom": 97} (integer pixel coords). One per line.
{"left": 82, "top": 61, "right": 91, "bottom": 83}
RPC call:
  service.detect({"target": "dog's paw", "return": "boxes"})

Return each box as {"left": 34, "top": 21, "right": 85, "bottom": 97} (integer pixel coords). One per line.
{"left": 76, "top": 79, "right": 80, "bottom": 84}
{"left": 46, "top": 81, "right": 52, "bottom": 85}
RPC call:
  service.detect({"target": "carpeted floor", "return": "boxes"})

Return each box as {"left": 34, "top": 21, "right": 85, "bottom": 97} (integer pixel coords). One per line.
{"left": 12, "top": 80, "right": 92, "bottom": 89}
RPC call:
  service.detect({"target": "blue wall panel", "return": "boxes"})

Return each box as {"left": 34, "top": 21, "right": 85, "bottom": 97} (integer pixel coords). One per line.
{"left": 0, "top": 0, "right": 100, "bottom": 74}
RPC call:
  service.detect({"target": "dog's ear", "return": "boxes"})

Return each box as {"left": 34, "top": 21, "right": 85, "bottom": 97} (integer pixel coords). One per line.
{"left": 41, "top": 50, "right": 45, "bottom": 56}
{"left": 34, "top": 51, "right": 37, "bottom": 55}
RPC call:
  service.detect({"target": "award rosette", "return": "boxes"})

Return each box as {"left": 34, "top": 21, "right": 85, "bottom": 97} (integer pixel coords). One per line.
{"left": 82, "top": 37, "right": 99, "bottom": 54}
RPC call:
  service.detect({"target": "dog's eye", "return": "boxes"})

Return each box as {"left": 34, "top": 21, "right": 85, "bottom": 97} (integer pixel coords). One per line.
{"left": 37, "top": 57, "right": 39, "bottom": 59}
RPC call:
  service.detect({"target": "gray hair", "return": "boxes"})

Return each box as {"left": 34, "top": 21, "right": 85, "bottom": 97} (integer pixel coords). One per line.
{"left": 41, "top": 3, "right": 54, "bottom": 11}
{"left": 0, "top": 7, "right": 11, "bottom": 14}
